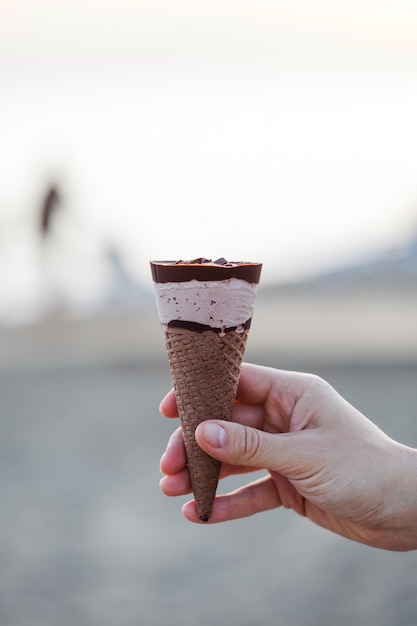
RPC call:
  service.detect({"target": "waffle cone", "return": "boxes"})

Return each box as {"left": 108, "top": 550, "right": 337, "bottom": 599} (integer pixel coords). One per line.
{"left": 164, "top": 326, "right": 249, "bottom": 521}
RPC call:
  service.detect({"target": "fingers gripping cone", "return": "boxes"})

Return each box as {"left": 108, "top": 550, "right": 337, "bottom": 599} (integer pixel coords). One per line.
{"left": 150, "top": 258, "right": 262, "bottom": 521}
{"left": 164, "top": 326, "right": 249, "bottom": 521}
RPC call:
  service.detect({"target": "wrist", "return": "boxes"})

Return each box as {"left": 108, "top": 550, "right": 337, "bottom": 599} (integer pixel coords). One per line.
{"left": 383, "top": 442, "right": 417, "bottom": 551}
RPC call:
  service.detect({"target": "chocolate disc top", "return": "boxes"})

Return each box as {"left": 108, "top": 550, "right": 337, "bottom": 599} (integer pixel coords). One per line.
{"left": 150, "top": 258, "right": 262, "bottom": 283}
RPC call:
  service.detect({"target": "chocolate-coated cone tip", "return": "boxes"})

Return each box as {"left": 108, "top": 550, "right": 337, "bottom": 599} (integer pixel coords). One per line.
{"left": 164, "top": 326, "right": 249, "bottom": 521}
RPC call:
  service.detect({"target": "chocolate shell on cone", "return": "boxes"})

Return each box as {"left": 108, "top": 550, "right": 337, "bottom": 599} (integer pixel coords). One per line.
{"left": 164, "top": 326, "right": 249, "bottom": 522}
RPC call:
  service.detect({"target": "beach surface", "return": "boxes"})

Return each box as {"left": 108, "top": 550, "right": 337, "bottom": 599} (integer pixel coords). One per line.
{"left": 1, "top": 285, "right": 417, "bottom": 625}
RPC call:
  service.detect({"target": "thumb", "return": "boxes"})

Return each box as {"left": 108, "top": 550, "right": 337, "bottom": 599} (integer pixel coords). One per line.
{"left": 195, "top": 420, "right": 302, "bottom": 476}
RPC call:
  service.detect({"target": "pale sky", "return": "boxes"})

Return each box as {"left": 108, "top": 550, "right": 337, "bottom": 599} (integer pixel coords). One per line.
{"left": 1, "top": 1, "right": 417, "bottom": 319}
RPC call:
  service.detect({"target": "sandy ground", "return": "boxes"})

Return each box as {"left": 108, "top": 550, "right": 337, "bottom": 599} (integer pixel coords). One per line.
{"left": 1, "top": 287, "right": 417, "bottom": 625}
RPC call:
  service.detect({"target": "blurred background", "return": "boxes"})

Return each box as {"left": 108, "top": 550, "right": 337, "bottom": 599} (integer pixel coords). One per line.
{"left": 1, "top": 1, "right": 417, "bottom": 625}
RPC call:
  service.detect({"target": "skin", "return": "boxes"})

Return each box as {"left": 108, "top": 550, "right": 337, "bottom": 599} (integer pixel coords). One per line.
{"left": 159, "top": 363, "right": 417, "bottom": 551}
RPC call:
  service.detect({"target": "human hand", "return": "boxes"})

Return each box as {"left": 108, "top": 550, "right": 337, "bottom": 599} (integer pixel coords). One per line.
{"left": 160, "top": 363, "right": 417, "bottom": 551}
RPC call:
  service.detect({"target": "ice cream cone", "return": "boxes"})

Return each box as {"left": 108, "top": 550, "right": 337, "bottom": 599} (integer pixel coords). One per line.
{"left": 150, "top": 258, "right": 262, "bottom": 521}
{"left": 164, "top": 326, "right": 249, "bottom": 521}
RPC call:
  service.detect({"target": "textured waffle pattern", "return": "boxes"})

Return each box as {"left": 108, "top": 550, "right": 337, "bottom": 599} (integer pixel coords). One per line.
{"left": 164, "top": 327, "right": 249, "bottom": 521}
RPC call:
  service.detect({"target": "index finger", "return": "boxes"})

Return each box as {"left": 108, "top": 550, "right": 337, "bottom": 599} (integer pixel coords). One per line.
{"left": 236, "top": 363, "right": 314, "bottom": 432}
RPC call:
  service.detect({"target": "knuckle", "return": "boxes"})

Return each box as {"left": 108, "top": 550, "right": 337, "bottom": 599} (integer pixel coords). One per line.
{"left": 241, "top": 426, "right": 261, "bottom": 464}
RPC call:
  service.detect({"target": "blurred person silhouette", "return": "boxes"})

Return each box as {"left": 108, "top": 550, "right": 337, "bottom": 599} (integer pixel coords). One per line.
{"left": 39, "top": 184, "right": 61, "bottom": 239}
{"left": 160, "top": 362, "right": 417, "bottom": 552}
{"left": 36, "top": 182, "right": 68, "bottom": 317}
